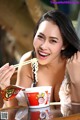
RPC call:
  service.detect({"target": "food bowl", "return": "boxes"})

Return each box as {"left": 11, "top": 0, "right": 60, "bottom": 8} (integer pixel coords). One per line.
{"left": 24, "top": 86, "right": 52, "bottom": 108}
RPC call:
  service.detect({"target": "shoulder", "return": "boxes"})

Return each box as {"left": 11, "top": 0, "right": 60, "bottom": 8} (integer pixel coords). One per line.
{"left": 20, "top": 51, "right": 32, "bottom": 63}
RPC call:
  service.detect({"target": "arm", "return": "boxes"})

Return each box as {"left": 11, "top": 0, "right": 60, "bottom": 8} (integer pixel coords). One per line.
{"left": 0, "top": 63, "right": 16, "bottom": 107}
{"left": 5, "top": 51, "right": 33, "bottom": 107}
{"left": 67, "top": 51, "right": 80, "bottom": 103}
{"left": 16, "top": 51, "right": 33, "bottom": 88}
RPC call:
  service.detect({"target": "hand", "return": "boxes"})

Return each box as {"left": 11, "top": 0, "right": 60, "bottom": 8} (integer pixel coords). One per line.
{"left": 0, "top": 63, "right": 15, "bottom": 89}
{"left": 67, "top": 51, "right": 80, "bottom": 85}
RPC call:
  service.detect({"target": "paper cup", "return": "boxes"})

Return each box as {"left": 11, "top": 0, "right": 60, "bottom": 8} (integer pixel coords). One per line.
{"left": 24, "top": 86, "right": 52, "bottom": 108}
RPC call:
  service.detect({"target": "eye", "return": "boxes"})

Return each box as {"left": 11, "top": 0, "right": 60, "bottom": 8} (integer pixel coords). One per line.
{"left": 37, "top": 35, "right": 44, "bottom": 41}
{"left": 37, "top": 35, "right": 43, "bottom": 38}
{"left": 50, "top": 39, "right": 57, "bottom": 44}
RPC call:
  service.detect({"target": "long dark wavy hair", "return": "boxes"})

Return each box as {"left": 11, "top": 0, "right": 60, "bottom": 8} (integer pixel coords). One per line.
{"left": 33, "top": 10, "right": 80, "bottom": 58}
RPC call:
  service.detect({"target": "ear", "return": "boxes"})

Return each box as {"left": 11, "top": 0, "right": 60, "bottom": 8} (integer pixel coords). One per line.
{"left": 61, "top": 46, "right": 65, "bottom": 50}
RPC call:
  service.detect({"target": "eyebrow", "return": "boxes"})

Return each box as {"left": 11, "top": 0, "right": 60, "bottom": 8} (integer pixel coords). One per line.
{"left": 39, "top": 32, "right": 59, "bottom": 40}
{"left": 39, "top": 33, "right": 45, "bottom": 36}
{"left": 49, "top": 37, "right": 59, "bottom": 41}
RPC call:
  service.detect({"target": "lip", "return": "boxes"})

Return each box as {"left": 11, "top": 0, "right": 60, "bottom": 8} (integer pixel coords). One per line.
{"left": 38, "top": 49, "right": 50, "bottom": 55}
{"left": 39, "top": 51, "right": 50, "bottom": 55}
{"left": 37, "top": 50, "right": 50, "bottom": 60}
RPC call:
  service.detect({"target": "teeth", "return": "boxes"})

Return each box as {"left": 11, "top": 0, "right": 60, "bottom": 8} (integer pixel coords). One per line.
{"left": 39, "top": 51, "right": 49, "bottom": 56}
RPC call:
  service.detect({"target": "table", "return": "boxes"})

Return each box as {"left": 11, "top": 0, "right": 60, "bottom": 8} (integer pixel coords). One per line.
{"left": 0, "top": 105, "right": 80, "bottom": 120}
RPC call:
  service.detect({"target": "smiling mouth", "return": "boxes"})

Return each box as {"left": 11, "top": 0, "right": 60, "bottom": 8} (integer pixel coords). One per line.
{"left": 38, "top": 51, "right": 50, "bottom": 58}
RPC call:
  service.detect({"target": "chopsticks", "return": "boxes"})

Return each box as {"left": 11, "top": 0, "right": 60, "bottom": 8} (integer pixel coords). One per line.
{"left": 50, "top": 102, "right": 80, "bottom": 106}
{"left": 14, "top": 58, "right": 37, "bottom": 68}
{"left": 50, "top": 102, "right": 61, "bottom": 106}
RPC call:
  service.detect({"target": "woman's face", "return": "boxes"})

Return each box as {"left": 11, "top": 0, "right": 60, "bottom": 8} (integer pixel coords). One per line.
{"left": 33, "top": 20, "right": 65, "bottom": 65}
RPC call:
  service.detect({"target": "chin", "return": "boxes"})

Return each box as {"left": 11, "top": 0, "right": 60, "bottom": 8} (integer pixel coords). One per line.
{"left": 38, "top": 59, "right": 48, "bottom": 66}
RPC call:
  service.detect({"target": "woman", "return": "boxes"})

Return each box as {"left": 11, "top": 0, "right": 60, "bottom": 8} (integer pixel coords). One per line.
{"left": 0, "top": 10, "right": 80, "bottom": 108}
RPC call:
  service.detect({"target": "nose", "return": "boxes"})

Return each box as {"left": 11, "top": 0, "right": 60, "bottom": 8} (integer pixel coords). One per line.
{"left": 40, "top": 41, "right": 48, "bottom": 50}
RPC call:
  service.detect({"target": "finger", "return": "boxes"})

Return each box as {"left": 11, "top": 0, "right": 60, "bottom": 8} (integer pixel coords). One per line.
{"left": 73, "top": 53, "right": 77, "bottom": 60}
{"left": 67, "top": 58, "right": 71, "bottom": 63}
{"left": 0, "top": 67, "right": 11, "bottom": 80}
{"left": 1, "top": 76, "right": 11, "bottom": 85}
{"left": 0, "top": 83, "right": 7, "bottom": 89}
{"left": 2, "top": 67, "right": 15, "bottom": 81}
{"left": 0, "top": 63, "right": 9, "bottom": 69}
{"left": 0, "top": 65, "right": 15, "bottom": 82}
{"left": 67, "top": 57, "right": 73, "bottom": 64}
{"left": 70, "top": 55, "right": 74, "bottom": 62}
{"left": 76, "top": 51, "right": 80, "bottom": 61}
{"left": 0, "top": 63, "right": 9, "bottom": 73}
{"left": 0, "top": 70, "right": 15, "bottom": 86}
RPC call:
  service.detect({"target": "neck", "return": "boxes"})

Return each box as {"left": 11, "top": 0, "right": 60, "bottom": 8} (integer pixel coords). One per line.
{"left": 39, "top": 57, "right": 67, "bottom": 72}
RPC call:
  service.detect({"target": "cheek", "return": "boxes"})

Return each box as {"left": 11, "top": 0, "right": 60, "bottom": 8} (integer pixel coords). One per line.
{"left": 51, "top": 44, "right": 63, "bottom": 53}
{"left": 33, "top": 38, "right": 40, "bottom": 49}
{"left": 33, "top": 39, "right": 37, "bottom": 49}
{"left": 57, "top": 45, "right": 63, "bottom": 51}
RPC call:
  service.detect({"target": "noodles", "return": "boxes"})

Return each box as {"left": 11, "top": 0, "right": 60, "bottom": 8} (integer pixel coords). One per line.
{"left": 31, "top": 58, "right": 38, "bottom": 83}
